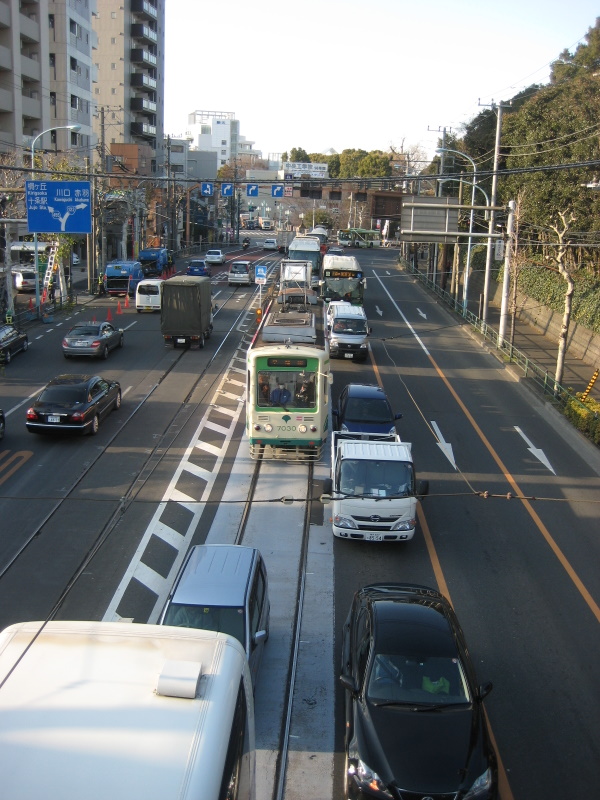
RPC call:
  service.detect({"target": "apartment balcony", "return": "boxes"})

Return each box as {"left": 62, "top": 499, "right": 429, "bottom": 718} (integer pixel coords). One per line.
{"left": 0, "top": 87, "right": 13, "bottom": 112}
{"left": 20, "top": 53, "right": 41, "bottom": 82}
{"left": 131, "top": 0, "right": 158, "bottom": 20}
{"left": 131, "top": 96, "right": 156, "bottom": 115}
{"left": 0, "top": 44, "right": 10, "bottom": 70}
{"left": 131, "top": 121, "right": 156, "bottom": 138}
{"left": 22, "top": 94, "right": 41, "bottom": 120}
{"left": 19, "top": 12, "right": 40, "bottom": 42}
{"left": 0, "top": 2, "right": 11, "bottom": 29}
{"left": 130, "top": 72, "right": 157, "bottom": 92}
{"left": 131, "top": 48, "right": 157, "bottom": 67}
{"left": 131, "top": 23, "right": 157, "bottom": 44}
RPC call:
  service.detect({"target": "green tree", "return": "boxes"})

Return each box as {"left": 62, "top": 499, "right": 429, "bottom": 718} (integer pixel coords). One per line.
{"left": 338, "top": 149, "right": 368, "bottom": 178}
{"left": 289, "top": 147, "right": 310, "bottom": 163}
{"left": 357, "top": 151, "right": 391, "bottom": 177}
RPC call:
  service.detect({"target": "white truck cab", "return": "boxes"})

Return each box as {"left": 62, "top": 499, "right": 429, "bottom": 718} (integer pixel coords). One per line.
{"left": 326, "top": 432, "right": 428, "bottom": 542}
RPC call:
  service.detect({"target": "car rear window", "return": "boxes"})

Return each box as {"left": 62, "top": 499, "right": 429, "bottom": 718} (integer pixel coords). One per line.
{"left": 138, "top": 284, "right": 159, "bottom": 296}
{"left": 231, "top": 264, "right": 249, "bottom": 273}
{"left": 69, "top": 326, "right": 98, "bottom": 336}
{"left": 207, "top": 251, "right": 220, "bottom": 256}
{"left": 38, "top": 386, "right": 87, "bottom": 404}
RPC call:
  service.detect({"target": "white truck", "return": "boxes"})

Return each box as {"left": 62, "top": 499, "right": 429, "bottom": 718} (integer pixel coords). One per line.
{"left": 325, "top": 432, "right": 428, "bottom": 542}
{"left": 0, "top": 620, "right": 255, "bottom": 800}
{"left": 276, "top": 259, "right": 319, "bottom": 306}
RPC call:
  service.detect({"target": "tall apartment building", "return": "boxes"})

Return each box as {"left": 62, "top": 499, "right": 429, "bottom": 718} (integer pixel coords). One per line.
{"left": 92, "top": 0, "right": 165, "bottom": 173}
{"left": 0, "top": 0, "right": 93, "bottom": 157}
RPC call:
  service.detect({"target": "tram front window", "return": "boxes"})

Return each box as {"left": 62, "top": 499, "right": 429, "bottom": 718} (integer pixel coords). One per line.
{"left": 257, "top": 371, "right": 317, "bottom": 408}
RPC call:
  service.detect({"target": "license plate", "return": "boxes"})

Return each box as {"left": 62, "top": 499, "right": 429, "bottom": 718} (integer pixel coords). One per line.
{"left": 344, "top": 353, "right": 354, "bottom": 359}
{"left": 366, "top": 532, "right": 383, "bottom": 541}
{"left": 75, "top": 341, "right": 87, "bottom": 347}
{"left": 176, "top": 338, "right": 186, "bottom": 344}
{"left": 48, "top": 415, "right": 60, "bottom": 423}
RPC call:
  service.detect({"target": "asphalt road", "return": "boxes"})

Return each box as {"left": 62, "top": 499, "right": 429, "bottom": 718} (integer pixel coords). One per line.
{"left": 1, "top": 244, "right": 599, "bottom": 800}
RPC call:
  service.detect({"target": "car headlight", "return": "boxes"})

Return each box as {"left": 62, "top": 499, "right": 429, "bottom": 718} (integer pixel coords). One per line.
{"left": 341, "top": 423, "right": 349, "bottom": 432}
{"left": 388, "top": 426, "right": 396, "bottom": 435}
{"left": 351, "top": 759, "right": 393, "bottom": 798}
{"left": 391, "top": 517, "right": 416, "bottom": 531}
{"left": 359, "top": 343, "right": 368, "bottom": 349}
{"left": 330, "top": 337, "right": 338, "bottom": 347}
{"left": 334, "top": 515, "right": 357, "bottom": 529}
{"left": 464, "top": 767, "right": 494, "bottom": 799}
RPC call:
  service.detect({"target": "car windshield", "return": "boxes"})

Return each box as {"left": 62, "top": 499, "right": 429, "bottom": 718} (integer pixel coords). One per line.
{"left": 38, "top": 386, "right": 87, "bottom": 404}
{"left": 332, "top": 318, "right": 367, "bottom": 335}
{"left": 367, "top": 653, "right": 471, "bottom": 706}
{"left": 162, "top": 603, "right": 245, "bottom": 647}
{"left": 340, "top": 459, "right": 414, "bottom": 496}
{"left": 68, "top": 326, "right": 98, "bottom": 336}
{"left": 344, "top": 396, "right": 393, "bottom": 423}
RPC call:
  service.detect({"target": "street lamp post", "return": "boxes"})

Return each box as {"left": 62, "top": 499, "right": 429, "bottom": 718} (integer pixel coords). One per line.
{"left": 436, "top": 148, "right": 478, "bottom": 314}
{"left": 31, "top": 124, "right": 81, "bottom": 316}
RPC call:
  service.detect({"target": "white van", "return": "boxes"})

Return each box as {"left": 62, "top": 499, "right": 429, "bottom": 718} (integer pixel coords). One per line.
{"left": 136, "top": 278, "right": 163, "bottom": 312}
{"left": 0, "top": 620, "right": 256, "bottom": 800}
{"left": 326, "top": 302, "right": 370, "bottom": 361}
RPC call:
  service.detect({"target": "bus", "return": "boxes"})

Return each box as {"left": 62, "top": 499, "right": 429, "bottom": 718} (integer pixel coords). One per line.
{"left": 321, "top": 254, "right": 365, "bottom": 305}
{"left": 246, "top": 299, "right": 331, "bottom": 461}
{"left": 0, "top": 620, "right": 256, "bottom": 800}
{"left": 10, "top": 242, "right": 52, "bottom": 265}
{"left": 337, "top": 228, "right": 381, "bottom": 248}
{"left": 287, "top": 235, "right": 322, "bottom": 287}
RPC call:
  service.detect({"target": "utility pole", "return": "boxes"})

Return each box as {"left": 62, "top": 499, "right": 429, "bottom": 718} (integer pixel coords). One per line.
{"left": 428, "top": 125, "right": 451, "bottom": 282}
{"left": 166, "top": 135, "right": 172, "bottom": 251}
{"left": 498, "top": 200, "right": 516, "bottom": 347}
{"left": 479, "top": 99, "right": 511, "bottom": 323}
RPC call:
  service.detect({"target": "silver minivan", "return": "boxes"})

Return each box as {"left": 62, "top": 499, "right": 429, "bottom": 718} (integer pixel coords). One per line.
{"left": 160, "top": 544, "right": 270, "bottom": 687}
{"left": 228, "top": 260, "right": 254, "bottom": 286}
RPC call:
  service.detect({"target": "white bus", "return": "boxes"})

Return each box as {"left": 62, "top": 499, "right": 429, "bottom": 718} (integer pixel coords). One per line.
{"left": 0, "top": 621, "right": 255, "bottom": 800}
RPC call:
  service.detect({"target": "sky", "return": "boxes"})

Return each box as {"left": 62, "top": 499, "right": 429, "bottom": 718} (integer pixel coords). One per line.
{"left": 164, "top": 0, "right": 600, "bottom": 164}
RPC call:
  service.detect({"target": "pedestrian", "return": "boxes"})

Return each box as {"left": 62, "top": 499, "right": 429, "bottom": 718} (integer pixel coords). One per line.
{"left": 97, "top": 272, "right": 106, "bottom": 296}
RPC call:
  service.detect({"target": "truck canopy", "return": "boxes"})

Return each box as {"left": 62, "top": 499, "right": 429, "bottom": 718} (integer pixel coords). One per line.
{"left": 161, "top": 276, "right": 212, "bottom": 336}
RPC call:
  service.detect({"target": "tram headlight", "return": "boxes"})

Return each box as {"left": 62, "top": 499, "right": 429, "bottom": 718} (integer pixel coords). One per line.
{"left": 298, "top": 424, "right": 307, "bottom": 433}
{"left": 264, "top": 423, "right": 273, "bottom": 432}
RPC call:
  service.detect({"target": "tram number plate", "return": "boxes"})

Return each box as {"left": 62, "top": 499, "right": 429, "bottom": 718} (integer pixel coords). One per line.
{"left": 48, "top": 415, "right": 60, "bottom": 423}
{"left": 344, "top": 353, "right": 353, "bottom": 358}
{"left": 366, "top": 532, "right": 383, "bottom": 541}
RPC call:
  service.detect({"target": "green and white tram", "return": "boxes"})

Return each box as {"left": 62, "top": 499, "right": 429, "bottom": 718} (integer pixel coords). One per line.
{"left": 246, "top": 302, "right": 331, "bottom": 460}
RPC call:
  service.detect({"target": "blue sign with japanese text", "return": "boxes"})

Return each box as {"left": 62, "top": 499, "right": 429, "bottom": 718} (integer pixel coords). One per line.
{"left": 26, "top": 180, "right": 92, "bottom": 234}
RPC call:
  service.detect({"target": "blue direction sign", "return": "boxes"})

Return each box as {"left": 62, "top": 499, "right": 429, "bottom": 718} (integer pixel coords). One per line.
{"left": 255, "top": 265, "right": 267, "bottom": 285}
{"left": 201, "top": 182, "right": 214, "bottom": 196}
{"left": 221, "top": 183, "right": 234, "bottom": 197}
{"left": 26, "top": 180, "right": 92, "bottom": 234}
{"left": 271, "top": 184, "right": 284, "bottom": 197}
{"left": 247, "top": 184, "right": 259, "bottom": 196}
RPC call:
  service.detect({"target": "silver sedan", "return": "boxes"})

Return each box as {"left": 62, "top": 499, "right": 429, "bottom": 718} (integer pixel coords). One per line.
{"left": 62, "top": 322, "right": 124, "bottom": 360}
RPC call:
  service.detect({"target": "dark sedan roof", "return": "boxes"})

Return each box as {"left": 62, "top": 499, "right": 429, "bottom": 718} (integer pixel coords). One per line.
{"left": 47, "top": 374, "right": 96, "bottom": 387}
{"left": 345, "top": 384, "right": 388, "bottom": 399}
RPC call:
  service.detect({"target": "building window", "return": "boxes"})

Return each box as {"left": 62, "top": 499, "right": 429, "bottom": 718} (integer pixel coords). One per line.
{"left": 48, "top": 14, "right": 54, "bottom": 28}
{"left": 111, "top": 11, "right": 116, "bottom": 18}
{"left": 221, "top": 150, "right": 227, "bottom": 155}
{"left": 71, "top": 131, "right": 78, "bottom": 146}
{"left": 95, "top": 88, "right": 100, "bottom": 94}
{"left": 50, "top": 92, "right": 56, "bottom": 106}
{"left": 111, "top": 88, "right": 116, "bottom": 94}
{"left": 111, "top": 63, "right": 116, "bottom": 69}
{"left": 111, "top": 37, "right": 116, "bottom": 44}
{"left": 221, "top": 140, "right": 227, "bottom": 145}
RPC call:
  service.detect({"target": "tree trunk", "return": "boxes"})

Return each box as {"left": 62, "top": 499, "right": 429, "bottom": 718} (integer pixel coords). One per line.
{"left": 554, "top": 270, "right": 574, "bottom": 390}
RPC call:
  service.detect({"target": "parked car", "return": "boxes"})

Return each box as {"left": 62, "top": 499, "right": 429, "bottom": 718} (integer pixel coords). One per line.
{"left": 186, "top": 258, "right": 210, "bottom": 277}
{"left": 263, "top": 238, "right": 277, "bottom": 250}
{"left": 228, "top": 260, "right": 254, "bottom": 286}
{"left": 340, "top": 583, "right": 497, "bottom": 800}
{"left": 205, "top": 249, "right": 225, "bottom": 266}
{"left": 327, "top": 245, "right": 345, "bottom": 255}
{"left": 0, "top": 408, "right": 5, "bottom": 440}
{"left": 12, "top": 268, "right": 37, "bottom": 293}
{"left": 72, "top": 253, "right": 80, "bottom": 265}
{"left": 333, "top": 383, "right": 402, "bottom": 437}
{"left": 0, "top": 324, "right": 29, "bottom": 364}
{"left": 26, "top": 374, "right": 122, "bottom": 436}
{"left": 160, "top": 544, "right": 270, "bottom": 688}
{"left": 62, "top": 322, "right": 124, "bottom": 360}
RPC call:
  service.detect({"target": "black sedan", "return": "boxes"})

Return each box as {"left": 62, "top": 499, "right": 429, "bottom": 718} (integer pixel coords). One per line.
{"left": 0, "top": 323, "right": 29, "bottom": 364}
{"left": 62, "top": 322, "right": 124, "bottom": 360}
{"left": 333, "top": 383, "right": 402, "bottom": 438}
{"left": 26, "top": 374, "right": 122, "bottom": 436}
{"left": 340, "top": 584, "right": 497, "bottom": 800}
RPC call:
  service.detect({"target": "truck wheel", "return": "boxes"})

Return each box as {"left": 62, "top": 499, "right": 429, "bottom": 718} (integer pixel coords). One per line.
{"left": 199, "top": 332, "right": 205, "bottom": 349}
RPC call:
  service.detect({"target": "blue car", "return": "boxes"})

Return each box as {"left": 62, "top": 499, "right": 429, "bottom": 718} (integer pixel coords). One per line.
{"left": 333, "top": 383, "right": 402, "bottom": 438}
{"left": 186, "top": 258, "right": 210, "bottom": 277}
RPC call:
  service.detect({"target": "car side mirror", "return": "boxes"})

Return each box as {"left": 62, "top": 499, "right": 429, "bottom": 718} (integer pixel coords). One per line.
{"left": 394, "top": 413, "right": 403, "bottom": 420}
{"left": 323, "top": 477, "right": 333, "bottom": 495}
{"left": 332, "top": 409, "right": 339, "bottom": 418}
{"left": 254, "top": 630, "right": 267, "bottom": 645}
{"left": 478, "top": 681, "right": 493, "bottom": 700}
{"left": 339, "top": 673, "right": 357, "bottom": 694}
{"left": 417, "top": 479, "right": 429, "bottom": 498}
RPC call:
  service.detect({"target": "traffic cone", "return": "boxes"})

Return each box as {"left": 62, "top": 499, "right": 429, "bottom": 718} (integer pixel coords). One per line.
{"left": 116, "top": 300, "right": 123, "bottom": 315}
{"left": 41, "top": 288, "right": 47, "bottom": 303}
{"left": 124, "top": 294, "right": 129, "bottom": 308}
{"left": 28, "top": 298, "right": 33, "bottom": 311}
{"left": 106, "top": 308, "right": 113, "bottom": 321}
{"left": 92, "top": 316, "right": 96, "bottom": 323}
